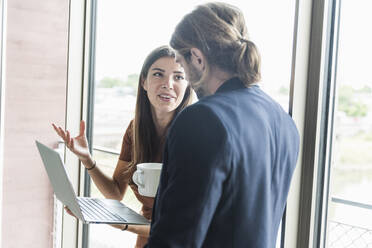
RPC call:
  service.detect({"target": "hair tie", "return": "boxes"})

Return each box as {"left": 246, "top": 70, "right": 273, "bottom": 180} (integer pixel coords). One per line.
{"left": 239, "top": 38, "right": 249, "bottom": 44}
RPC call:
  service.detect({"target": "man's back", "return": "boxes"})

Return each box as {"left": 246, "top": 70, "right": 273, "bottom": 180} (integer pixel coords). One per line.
{"left": 148, "top": 77, "right": 299, "bottom": 247}
{"left": 199, "top": 78, "right": 299, "bottom": 247}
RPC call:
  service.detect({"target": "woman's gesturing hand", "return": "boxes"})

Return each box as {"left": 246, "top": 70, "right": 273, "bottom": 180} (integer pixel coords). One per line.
{"left": 64, "top": 206, "right": 77, "bottom": 218}
{"left": 52, "top": 120, "right": 92, "bottom": 164}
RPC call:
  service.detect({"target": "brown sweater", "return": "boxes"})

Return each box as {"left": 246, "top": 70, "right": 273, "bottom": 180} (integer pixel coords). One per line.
{"left": 113, "top": 121, "right": 164, "bottom": 247}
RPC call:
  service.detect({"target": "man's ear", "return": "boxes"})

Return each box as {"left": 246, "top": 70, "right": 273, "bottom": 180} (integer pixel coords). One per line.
{"left": 190, "top": 48, "right": 205, "bottom": 71}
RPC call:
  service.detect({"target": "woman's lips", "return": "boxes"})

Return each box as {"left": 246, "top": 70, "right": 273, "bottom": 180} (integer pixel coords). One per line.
{"left": 158, "top": 93, "right": 175, "bottom": 102}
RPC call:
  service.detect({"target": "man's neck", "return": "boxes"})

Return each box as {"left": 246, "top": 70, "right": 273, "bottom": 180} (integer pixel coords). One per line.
{"left": 204, "top": 67, "right": 234, "bottom": 95}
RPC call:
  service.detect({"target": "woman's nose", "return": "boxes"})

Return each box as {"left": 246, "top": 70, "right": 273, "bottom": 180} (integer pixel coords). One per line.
{"left": 163, "top": 77, "right": 174, "bottom": 89}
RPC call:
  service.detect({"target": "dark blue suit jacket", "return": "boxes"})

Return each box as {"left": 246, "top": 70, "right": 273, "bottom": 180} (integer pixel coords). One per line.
{"left": 145, "top": 77, "right": 299, "bottom": 247}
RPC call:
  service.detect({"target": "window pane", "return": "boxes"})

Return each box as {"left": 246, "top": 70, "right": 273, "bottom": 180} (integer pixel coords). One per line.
{"left": 90, "top": 1, "right": 295, "bottom": 247}
{"left": 90, "top": 150, "right": 140, "bottom": 247}
{"left": 326, "top": 1, "right": 372, "bottom": 247}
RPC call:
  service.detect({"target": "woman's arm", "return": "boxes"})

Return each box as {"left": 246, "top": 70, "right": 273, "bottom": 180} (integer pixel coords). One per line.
{"left": 65, "top": 206, "right": 149, "bottom": 237}
{"left": 52, "top": 120, "right": 129, "bottom": 200}
{"left": 85, "top": 159, "right": 129, "bottom": 200}
{"left": 111, "top": 224, "right": 150, "bottom": 237}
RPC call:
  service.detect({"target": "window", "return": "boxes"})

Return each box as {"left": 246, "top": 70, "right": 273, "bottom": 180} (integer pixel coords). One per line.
{"left": 87, "top": 1, "right": 296, "bottom": 247}
{"left": 321, "top": 1, "right": 372, "bottom": 247}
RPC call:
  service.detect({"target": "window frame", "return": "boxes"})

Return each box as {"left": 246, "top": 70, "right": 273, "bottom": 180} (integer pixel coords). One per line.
{"left": 311, "top": 0, "right": 341, "bottom": 246}
{"left": 65, "top": 0, "right": 340, "bottom": 247}
{"left": 311, "top": 0, "right": 372, "bottom": 246}
{"left": 62, "top": 0, "right": 95, "bottom": 247}
{"left": 285, "top": 0, "right": 344, "bottom": 247}
{"left": 270, "top": 0, "right": 342, "bottom": 247}
{"left": 282, "top": 0, "right": 330, "bottom": 245}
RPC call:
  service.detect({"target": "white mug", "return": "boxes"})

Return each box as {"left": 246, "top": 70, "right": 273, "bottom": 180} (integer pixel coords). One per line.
{"left": 132, "top": 163, "right": 162, "bottom": 197}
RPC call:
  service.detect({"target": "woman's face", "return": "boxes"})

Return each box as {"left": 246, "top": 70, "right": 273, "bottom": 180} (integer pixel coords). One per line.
{"left": 143, "top": 56, "right": 188, "bottom": 116}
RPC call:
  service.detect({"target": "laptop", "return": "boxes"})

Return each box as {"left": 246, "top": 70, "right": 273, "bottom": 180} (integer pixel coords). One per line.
{"left": 35, "top": 140, "right": 150, "bottom": 225}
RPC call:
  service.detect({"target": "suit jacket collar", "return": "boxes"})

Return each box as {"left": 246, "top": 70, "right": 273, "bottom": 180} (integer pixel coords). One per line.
{"left": 215, "top": 77, "right": 247, "bottom": 94}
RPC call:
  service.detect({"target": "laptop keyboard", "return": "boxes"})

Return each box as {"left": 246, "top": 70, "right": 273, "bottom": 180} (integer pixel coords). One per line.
{"left": 78, "top": 198, "right": 127, "bottom": 222}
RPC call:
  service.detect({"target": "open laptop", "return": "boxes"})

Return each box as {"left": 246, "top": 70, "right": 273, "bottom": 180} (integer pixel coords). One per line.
{"left": 36, "top": 140, "right": 150, "bottom": 225}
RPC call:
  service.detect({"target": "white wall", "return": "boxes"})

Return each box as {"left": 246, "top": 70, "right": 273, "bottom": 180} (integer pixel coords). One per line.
{"left": 0, "top": 0, "right": 7, "bottom": 246}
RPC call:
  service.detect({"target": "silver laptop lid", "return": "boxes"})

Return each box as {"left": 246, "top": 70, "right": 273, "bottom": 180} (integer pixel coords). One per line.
{"left": 35, "top": 140, "right": 84, "bottom": 220}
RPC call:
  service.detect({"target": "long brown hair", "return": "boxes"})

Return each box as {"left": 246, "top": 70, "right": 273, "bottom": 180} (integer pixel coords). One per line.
{"left": 131, "top": 45, "right": 193, "bottom": 167}
{"left": 170, "top": 2, "right": 261, "bottom": 90}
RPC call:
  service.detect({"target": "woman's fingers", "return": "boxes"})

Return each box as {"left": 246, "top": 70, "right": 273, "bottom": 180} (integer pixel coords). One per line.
{"left": 66, "top": 130, "right": 70, "bottom": 144}
{"left": 58, "top": 127, "right": 67, "bottom": 140}
{"left": 52, "top": 123, "right": 63, "bottom": 138}
{"left": 70, "top": 138, "right": 75, "bottom": 150}
{"left": 51, "top": 123, "right": 59, "bottom": 133}
{"left": 52, "top": 123, "right": 78, "bottom": 152}
{"left": 64, "top": 206, "right": 76, "bottom": 218}
{"left": 52, "top": 123, "right": 80, "bottom": 152}
{"left": 66, "top": 131, "right": 75, "bottom": 150}
{"left": 79, "top": 120, "right": 85, "bottom": 137}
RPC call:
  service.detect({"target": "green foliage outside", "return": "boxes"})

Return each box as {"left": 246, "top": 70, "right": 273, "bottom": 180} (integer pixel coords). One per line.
{"left": 98, "top": 74, "right": 139, "bottom": 91}
{"left": 338, "top": 132, "right": 372, "bottom": 165}
{"left": 338, "top": 85, "right": 368, "bottom": 118}
{"left": 278, "top": 86, "right": 289, "bottom": 95}
{"left": 355, "top": 85, "right": 372, "bottom": 94}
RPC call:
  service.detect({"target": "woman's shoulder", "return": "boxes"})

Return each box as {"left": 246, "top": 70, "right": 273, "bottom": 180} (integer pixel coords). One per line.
{"left": 124, "top": 119, "right": 134, "bottom": 137}
{"left": 120, "top": 119, "right": 135, "bottom": 158}
{"left": 128, "top": 119, "right": 134, "bottom": 131}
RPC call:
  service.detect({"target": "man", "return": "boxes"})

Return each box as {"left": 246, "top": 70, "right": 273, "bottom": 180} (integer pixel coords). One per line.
{"left": 145, "top": 2, "right": 300, "bottom": 247}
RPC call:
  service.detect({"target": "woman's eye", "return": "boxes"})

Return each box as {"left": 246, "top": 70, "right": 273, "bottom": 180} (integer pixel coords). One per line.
{"left": 175, "top": 75, "right": 185, "bottom": 80}
{"left": 153, "top": 72, "right": 162, "bottom": 77}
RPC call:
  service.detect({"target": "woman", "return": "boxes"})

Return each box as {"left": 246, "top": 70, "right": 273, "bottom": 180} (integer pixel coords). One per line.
{"left": 52, "top": 45, "right": 194, "bottom": 247}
